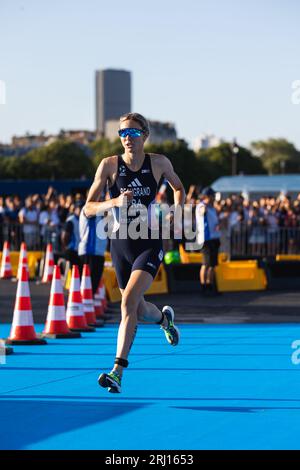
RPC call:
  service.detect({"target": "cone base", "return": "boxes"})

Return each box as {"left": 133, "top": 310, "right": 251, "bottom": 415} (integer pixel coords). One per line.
{"left": 69, "top": 326, "right": 96, "bottom": 333}
{"left": 43, "top": 332, "right": 81, "bottom": 339}
{"left": 6, "top": 337, "right": 47, "bottom": 345}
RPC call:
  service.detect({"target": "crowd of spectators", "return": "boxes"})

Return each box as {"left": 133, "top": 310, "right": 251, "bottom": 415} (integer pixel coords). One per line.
{"left": 0, "top": 186, "right": 85, "bottom": 251}
{"left": 1, "top": 185, "right": 300, "bottom": 256}
{"left": 185, "top": 186, "right": 300, "bottom": 256}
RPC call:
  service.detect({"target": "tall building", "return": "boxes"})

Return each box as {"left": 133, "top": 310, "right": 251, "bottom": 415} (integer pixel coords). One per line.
{"left": 95, "top": 69, "right": 131, "bottom": 136}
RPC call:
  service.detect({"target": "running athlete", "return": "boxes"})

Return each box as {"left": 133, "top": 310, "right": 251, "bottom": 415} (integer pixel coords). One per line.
{"left": 84, "top": 113, "right": 186, "bottom": 393}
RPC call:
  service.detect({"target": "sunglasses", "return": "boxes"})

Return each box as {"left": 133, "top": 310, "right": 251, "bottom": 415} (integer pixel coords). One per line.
{"left": 118, "top": 128, "right": 144, "bottom": 138}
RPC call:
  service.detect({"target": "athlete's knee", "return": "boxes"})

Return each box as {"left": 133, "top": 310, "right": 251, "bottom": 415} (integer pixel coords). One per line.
{"left": 121, "top": 291, "right": 139, "bottom": 317}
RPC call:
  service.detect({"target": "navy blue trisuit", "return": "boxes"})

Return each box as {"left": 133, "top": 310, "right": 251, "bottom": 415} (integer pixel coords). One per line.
{"left": 109, "top": 154, "right": 164, "bottom": 289}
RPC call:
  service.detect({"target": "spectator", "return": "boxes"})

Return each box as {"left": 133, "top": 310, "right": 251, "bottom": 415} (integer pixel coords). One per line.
{"left": 61, "top": 202, "right": 82, "bottom": 267}
{"left": 78, "top": 209, "right": 107, "bottom": 294}
{"left": 196, "top": 187, "right": 221, "bottom": 295}
{"left": 18, "top": 196, "right": 39, "bottom": 250}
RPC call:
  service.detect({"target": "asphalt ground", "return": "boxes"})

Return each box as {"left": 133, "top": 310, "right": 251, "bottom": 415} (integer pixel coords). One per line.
{"left": 1, "top": 279, "right": 300, "bottom": 325}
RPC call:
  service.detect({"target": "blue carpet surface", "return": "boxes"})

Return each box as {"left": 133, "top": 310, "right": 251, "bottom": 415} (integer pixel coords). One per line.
{"left": 1, "top": 323, "right": 300, "bottom": 450}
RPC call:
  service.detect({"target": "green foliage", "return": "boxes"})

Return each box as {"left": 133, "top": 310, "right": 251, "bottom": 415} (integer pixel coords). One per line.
{"left": 90, "top": 138, "right": 123, "bottom": 168}
{"left": 196, "top": 143, "right": 266, "bottom": 185}
{"left": 1, "top": 137, "right": 299, "bottom": 188}
{"left": 145, "top": 139, "right": 198, "bottom": 188}
{"left": 251, "top": 138, "right": 300, "bottom": 174}
{"left": 0, "top": 141, "right": 94, "bottom": 179}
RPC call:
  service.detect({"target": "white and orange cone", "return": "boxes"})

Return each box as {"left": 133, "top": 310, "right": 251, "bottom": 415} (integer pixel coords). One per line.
{"left": 6, "top": 267, "right": 46, "bottom": 345}
{"left": 17, "top": 242, "right": 29, "bottom": 280}
{"left": 0, "top": 241, "right": 13, "bottom": 279}
{"left": 41, "top": 243, "right": 54, "bottom": 283}
{"left": 81, "top": 265, "right": 104, "bottom": 327}
{"left": 66, "top": 265, "right": 95, "bottom": 332}
{"left": 43, "top": 265, "right": 81, "bottom": 338}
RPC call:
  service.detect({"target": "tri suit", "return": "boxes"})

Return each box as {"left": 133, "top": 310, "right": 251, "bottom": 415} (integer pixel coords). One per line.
{"left": 109, "top": 154, "right": 164, "bottom": 289}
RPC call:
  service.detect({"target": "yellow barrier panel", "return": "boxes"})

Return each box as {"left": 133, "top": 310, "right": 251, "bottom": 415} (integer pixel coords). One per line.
{"left": 276, "top": 254, "right": 300, "bottom": 261}
{"left": 64, "top": 268, "right": 72, "bottom": 290}
{"left": 103, "top": 263, "right": 169, "bottom": 303}
{"left": 179, "top": 244, "right": 227, "bottom": 264}
{"left": 0, "top": 251, "right": 43, "bottom": 279}
{"left": 104, "top": 251, "right": 112, "bottom": 263}
{"left": 145, "top": 264, "right": 168, "bottom": 295}
{"left": 215, "top": 260, "right": 267, "bottom": 292}
{"left": 103, "top": 266, "right": 122, "bottom": 302}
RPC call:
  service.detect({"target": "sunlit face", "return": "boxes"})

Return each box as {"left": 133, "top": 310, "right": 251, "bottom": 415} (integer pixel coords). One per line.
{"left": 119, "top": 119, "right": 146, "bottom": 154}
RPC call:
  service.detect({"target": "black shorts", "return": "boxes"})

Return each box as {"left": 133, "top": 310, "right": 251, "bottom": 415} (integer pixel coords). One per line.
{"left": 201, "top": 239, "right": 220, "bottom": 267}
{"left": 110, "top": 238, "right": 164, "bottom": 289}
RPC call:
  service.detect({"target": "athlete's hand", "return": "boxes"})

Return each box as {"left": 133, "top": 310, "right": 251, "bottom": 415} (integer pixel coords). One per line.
{"left": 114, "top": 190, "right": 133, "bottom": 208}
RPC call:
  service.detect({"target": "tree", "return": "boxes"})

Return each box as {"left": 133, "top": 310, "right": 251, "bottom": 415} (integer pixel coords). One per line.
{"left": 90, "top": 138, "right": 123, "bottom": 168}
{"left": 6, "top": 140, "right": 95, "bottom": 179}
{"left": 251, "top": 138, "right": 300, "bottom": 175}
{"left": 145, "top": 139, "right": 198, "bottom": 189}
{"left": 196, "top": 143, "right": 266, "bottom": 184}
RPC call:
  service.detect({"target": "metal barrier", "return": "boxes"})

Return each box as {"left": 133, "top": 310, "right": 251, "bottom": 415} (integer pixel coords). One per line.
{"left": 229, "top": 223, "right": 300, "bottom": 258}
{"left": 0, "top": 222, "right": 61, "bottom": 252}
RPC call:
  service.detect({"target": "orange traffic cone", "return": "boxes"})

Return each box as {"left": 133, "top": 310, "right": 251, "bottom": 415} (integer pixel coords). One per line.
{"left": 81, "top": 265, "right": 104, "bottom": 327}
{"left": 6, "top": 267, "right": 47, "bottom": 345}
{"left": 43, "top": 265, "right": 81, "bottom": 338}
{"left": 0, "top": 241, "right": 13, "bottom": 279}
{"left": 66, "top": 265, "right": 95, "bottom": 332}
{"left": 41, "top": 243, "right": 54, "bottom": 283}
{"left": 17, "top": 242, "right": 29, "bottom": 280}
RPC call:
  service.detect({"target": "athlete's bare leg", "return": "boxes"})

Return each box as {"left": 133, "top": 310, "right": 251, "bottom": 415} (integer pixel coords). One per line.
{"left": 112, "top": 270, "right": 155, "bottom": 377}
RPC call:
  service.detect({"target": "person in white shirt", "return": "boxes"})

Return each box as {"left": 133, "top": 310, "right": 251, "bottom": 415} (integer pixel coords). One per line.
{"left": 18, "top": 196, "right": 39, "bottom": 250}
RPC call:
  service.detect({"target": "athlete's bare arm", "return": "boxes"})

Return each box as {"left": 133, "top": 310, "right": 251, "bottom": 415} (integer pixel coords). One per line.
{"left": 151, "top": 154, "right": 186, "bottom": 208}
{"left": 84, "top": 156, "right": 133, "bottom": 218}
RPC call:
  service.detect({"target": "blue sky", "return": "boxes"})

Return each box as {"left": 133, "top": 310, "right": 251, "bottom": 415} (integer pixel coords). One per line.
{"left": 1, "top": 0, "right": 300, "bottom": 149}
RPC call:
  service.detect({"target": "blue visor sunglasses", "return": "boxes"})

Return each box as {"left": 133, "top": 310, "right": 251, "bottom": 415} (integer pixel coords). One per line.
{"left": 118, "top": 128, "right": 144, "bottom": 138}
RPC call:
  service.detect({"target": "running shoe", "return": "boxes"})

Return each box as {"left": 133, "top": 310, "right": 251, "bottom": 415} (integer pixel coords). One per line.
{"left": 98, "top": 370, "right": 121, "bottom": 393}
{"left": 161, "top": 306, "right": 180, "bottom": 346}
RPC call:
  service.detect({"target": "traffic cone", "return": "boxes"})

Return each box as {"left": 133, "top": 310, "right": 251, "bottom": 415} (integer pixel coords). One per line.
{"left": 43, "top": 265, "right": 81, "bottom": 338}
{"left": 0, "top": 241, "right": 13, "bottom": 279}
{"left": 6, "top": 267, "right": 47, "bottom": 345}
{"left": 17, "top": 242, "right": 29, "bottom": 280}
{"left": 66, "top": 265, "right": 95, "bottom": 332}
{"left": 81, "top": 265, "right": 104, "bottom": 327}
{"left": 41, "top": 243, "right": 54, "bottom": 283}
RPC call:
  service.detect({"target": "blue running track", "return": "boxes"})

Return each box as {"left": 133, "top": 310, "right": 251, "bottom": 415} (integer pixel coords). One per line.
{"left": 1, "top": 323, "right": 300, "bottom": 450}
